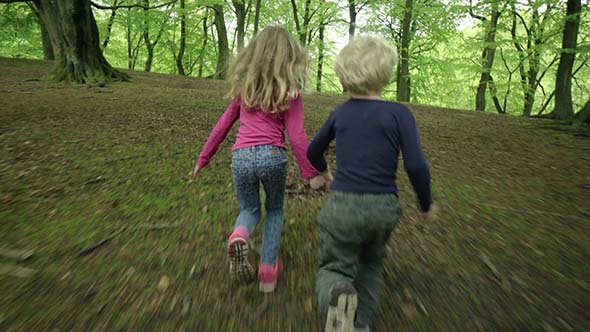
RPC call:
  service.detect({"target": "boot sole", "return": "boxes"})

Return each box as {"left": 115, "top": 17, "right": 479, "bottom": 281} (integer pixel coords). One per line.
{"left": 228, "top": 238, "right": 255, "bottom": 284}
{"left": 325, "top": 283, "right": 357, "bottom": 332}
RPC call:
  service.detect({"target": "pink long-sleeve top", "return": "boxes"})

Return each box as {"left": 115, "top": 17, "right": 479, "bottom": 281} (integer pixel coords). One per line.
{"left": 197, "top": 94, "right": 319, "bottom": 179}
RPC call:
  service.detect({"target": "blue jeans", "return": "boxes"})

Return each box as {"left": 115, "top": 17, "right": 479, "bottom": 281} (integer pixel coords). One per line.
{"left": 232, "top": 145, "right": 288, "bottom": 264}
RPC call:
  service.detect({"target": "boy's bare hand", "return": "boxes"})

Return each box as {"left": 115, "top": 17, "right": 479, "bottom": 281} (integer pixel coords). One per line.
{"left": 421, "top": 204, "right": 438, "bottom": 222}
{"left": 310, "top": 175, "right": 327, "bottom": 190}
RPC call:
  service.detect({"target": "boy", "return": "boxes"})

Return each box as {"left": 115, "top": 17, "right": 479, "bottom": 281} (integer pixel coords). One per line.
{"left": 307, "top": 36, "right": 436, "bottom": 332}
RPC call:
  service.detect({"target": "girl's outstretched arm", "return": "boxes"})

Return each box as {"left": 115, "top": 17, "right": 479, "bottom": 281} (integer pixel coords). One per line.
{"left": 196, "top": 98, "right": 240, "bottom": 171}
{"left": 284, "top": 95, "right": 320, "bottom": 179}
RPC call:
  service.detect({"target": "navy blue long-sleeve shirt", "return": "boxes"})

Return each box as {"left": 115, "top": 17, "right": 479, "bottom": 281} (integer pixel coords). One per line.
{"left": 307, "top": 98, "right": 432, "bottom": 212}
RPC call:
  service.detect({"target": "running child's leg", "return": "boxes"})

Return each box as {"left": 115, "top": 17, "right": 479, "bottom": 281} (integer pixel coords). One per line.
{"left": 232, "top": 149, "right": 262, "bottom": 235}
{"left": 354, "top": 194, "right": 401, "bottom": 328}
{"left": 258, "top": 146, "right": 288, "bottom": 292}
{"left": 315, "top": 193, "right": 361, "bottom": 319}
{"left": 228, "top": 148, "right": 261, "bottom": 283}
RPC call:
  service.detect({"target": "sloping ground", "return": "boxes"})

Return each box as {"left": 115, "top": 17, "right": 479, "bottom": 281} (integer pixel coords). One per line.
{"left": 1, "top": 57, "right": 589, "bottom": 332}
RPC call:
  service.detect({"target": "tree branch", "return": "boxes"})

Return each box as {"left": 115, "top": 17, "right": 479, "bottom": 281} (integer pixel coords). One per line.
{"left": 91, "top": 0, "right": 177, "bottom": 10}
{"left": 469, "top": 0, "right": 486, "bottom": 21}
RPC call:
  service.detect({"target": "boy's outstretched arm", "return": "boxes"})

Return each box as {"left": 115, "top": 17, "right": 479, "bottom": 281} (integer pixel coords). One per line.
{"left": 399, "top": 109, "right": 432, "bottom": 213}
{"left": 196, "top": 98, "right": 240, "bottom": 171}
{"left": 307, "top": 112, "right": 336, "bottom": 173}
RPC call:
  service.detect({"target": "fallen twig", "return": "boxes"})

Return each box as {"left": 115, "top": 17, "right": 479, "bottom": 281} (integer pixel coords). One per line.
{"left": 77, "top": 226, "right": 128, "bottom": 256}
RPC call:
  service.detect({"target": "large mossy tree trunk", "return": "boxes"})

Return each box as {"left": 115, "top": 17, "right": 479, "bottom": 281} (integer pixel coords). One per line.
{"left": 33, "top": 0, "right": 127, "bottom": 83}
{"left": 551, "top": 0, "right": 581, "bottom": 121}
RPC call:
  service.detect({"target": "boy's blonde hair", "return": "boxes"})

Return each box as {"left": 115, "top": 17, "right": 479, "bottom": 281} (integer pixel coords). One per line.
{"left": 334, "top": 36, "right": 398, "bottom": 95}
{"left": 227, "top": 25, "right": 309, "bottom": 113}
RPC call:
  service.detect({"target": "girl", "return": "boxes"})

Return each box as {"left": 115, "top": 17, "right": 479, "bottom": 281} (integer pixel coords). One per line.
{"left": 193, "top": 26, "right": 326, "bottom": 293}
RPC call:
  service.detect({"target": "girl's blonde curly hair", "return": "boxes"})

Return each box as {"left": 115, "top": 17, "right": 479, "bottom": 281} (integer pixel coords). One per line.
{"left": 227, "top": 25, "right": 309, "bottom": 113}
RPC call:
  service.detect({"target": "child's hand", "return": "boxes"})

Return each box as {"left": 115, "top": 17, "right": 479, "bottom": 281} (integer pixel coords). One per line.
{"left": 421, "top": 204, "right": 438, "bottom": 222}
{"left": 309, "top": 175, "right": 327, "bottom": 190}
{"left": 193, "top": 163, "right": 201, "bottom": 179}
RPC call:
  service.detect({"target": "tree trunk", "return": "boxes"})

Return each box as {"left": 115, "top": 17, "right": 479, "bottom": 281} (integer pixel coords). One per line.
{"left": 475, "top": 4, "right": 501, "bottom": 112}
{"left": 552, "top": 0, "right": 581, "bottom": 121}
{"left": 574, "top": 97, "right": 590, "bottom": 125}
{"left": 29, "top": 4, "right": 54, "bottom": 60}
{"left": 348, "top": 0, "right": 356, "bottom": 42}
{"left": 176, "top": 0, "right": 186, "bottom": 75}
{"left": 301, "top": 0, "right": 311, "bottom": 46}
{"left": 316, "top": 22, "right": 325, "bottom": 92}
{"left": 198, "top": 13, "right": 208, "bottom": 77}
{"left": 143, "top": 0, "right": 154, "bottom": 72}
{"left": 127, "top": 8, "right": 134, "bottom": 69}
{"left": 488, "top": 74, "right": 505, "bottom": 114}
{"left": 213, "top": 4, "right": 229, "bottom": 79}
{"left": 253, "top": 0, "right": 261, "bottom": 34}
{"left": 32, "top": 0, "right": 127, "bottom": 83}
{"left": 232, "top": 0, "right": 246, "bottom": 51}
{"left": 396, "top": 0, "right": 412, "bottom": 102}
{"left": 39, "top": 16, "right": 54, "bottom": 60}
{"left": 510, "top": 9, "right": 529, "bottom": 115}
{"left": 101, "top": 0, "right": 119, "bottom": 49}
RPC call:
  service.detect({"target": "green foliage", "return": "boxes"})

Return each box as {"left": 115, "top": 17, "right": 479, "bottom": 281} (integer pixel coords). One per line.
{"left": 0, "top": 3, "right": 42, "bottom": 59}
{"left": 0, "top": 0, "right": 588, "bottom": 115}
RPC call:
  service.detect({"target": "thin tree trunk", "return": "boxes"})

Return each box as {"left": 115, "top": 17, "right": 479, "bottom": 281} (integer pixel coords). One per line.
{"left": 32, "top": 0, "right": 127, "bottom": 83}
{"left": 523, "top": 6, "right": 542, "bottom": 117}
{"left": 101, "top": 0, "right": 119, "bottom": 49}
{"left": 316, "top": 22, "right": 325, "bottom": 92}
{"left": 176, "top": 0, "right": 186, "bottom": 75}
{"left": 290, "top": 0, "right": 303, "bottom": 44}
{"left": 301, "top": 0, "right": 311, "bottom": 46}
{"left": 475, "top": 4, "right": 501, "bottom": 112}
{"left": 552, "top": 0, "right": 581, "bottom": 120}
{"left": 127, "top": 8, "right": 133, "bottom": 70}
{"left": 143, "top": 0, "right": 153, "bottom": 71}
{"left": 198, "top": 14, "right": 208, "bottom": 77}
{"left": 142, "top": 0, "right": 171, "bottom": 72}
{"left": 510, "top": 9, "right": 528, "bottom": 115}
{"left": 232, "top": 0, "right": 246, "bottom": 51}
{"left": 213, "top": 4, "right": 229, "bottom": 79}
{"left": 348, "top": 0, "right": 356, "bottom": 42}
{"left": 253, "top": 0, "right": 261, "bottom": 34}
{"left": 488, "top": 74, "right": 505, "bottom": 114}
{"left": 397, "top": 0, "right": 412, "bottom": 102}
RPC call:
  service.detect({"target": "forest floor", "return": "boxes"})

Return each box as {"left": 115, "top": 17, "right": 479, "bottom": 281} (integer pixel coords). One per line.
{"left": 1, "top": 57, "right": 589, "bottom": 332}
